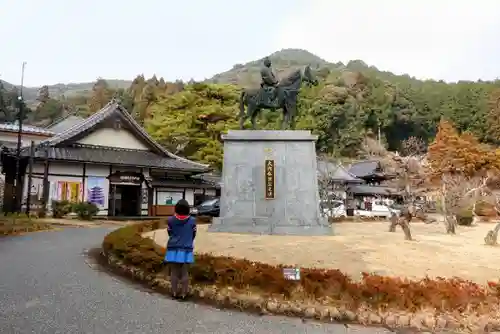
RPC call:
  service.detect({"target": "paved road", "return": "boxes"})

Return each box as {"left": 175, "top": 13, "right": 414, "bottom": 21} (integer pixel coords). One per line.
{"left": 0, "top": 227, "right": 393, "bottom": 334}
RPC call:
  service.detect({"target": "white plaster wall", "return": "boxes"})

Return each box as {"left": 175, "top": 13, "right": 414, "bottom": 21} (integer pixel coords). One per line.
{"left": 85, "top": 164, "right": 110, "bottom": 177}
{"left": 31, "top": 162, "right": 46, "bottom": 174}
{"left": 0, "top": 132, "right": 50, "bottom": 148}
{"left": 184, "top": 189, "right": 194, "bottom": 206}
{"left": 48, "top": 162, "right": 84, "bottom": 175}
{"left": 77, "top": 128, "right": 149, "bottom": 150}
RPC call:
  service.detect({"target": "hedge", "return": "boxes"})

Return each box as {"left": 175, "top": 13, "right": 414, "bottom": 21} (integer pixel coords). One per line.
{"left": 328, "top": 216, "right": 388, "bottom": 223}
{"left": 101, "top": 221, "right": 500, "bottom": 331}
{"left": 0, "top": 214, "right": 52, "bottom": 236}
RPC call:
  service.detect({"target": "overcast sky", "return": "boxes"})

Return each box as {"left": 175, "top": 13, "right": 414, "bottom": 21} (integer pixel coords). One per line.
{"left": 1, "top": 0, "right": 500, "bottom": 86}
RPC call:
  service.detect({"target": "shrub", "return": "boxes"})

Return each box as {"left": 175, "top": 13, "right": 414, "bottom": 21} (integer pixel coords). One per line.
{"left": 51, "top": 200, "right": 73, "bottom": 218}
{"left": 72, "top": 202, "right": 99, "bottom": 220}
{"left": 475, "top": 200, "right": 497, "bottom": 217}
{"left": 456, "top": 207, "right": 474, "bottom": 226}
{"left": 0, "top": 213, "right": 51, "bottom": 236}
{"left": 329, "top": 216, "right": 387, "bottom": 223}
{"left": 102, "top": 221, "right": 500, "bottom": 313}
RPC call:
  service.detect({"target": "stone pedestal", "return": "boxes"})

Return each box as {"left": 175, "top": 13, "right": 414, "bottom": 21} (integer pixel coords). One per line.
{"left": 209, "top": 130, "right": 332, "bottom": 236}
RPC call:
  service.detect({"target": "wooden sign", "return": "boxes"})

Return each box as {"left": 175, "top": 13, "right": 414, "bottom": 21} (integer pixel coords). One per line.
{"left": 108, "top": 171, "right": 143, "bottom": 185}
{"left": 264, "top": 159, "right": 275, "bottom": 199}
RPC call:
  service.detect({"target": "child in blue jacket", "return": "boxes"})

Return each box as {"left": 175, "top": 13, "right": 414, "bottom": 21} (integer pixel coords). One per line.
{"left": 164, "top": 199, "right": 196, "bottom": 300}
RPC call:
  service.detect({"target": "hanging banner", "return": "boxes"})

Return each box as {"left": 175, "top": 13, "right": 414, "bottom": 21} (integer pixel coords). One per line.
{"left": 264, "top": 159, "right": 275, "bottom": 199}
{"left": 87, "top": 177, "right": 106, "bottom": 208}
{"left": 57, "top": 181, "right": 82, "bottom": 202}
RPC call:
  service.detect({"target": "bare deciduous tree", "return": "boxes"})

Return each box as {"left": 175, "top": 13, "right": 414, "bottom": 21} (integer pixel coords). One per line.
{"left": 317, "top": 156, "right": 347, "bottom": 219}
{"left": 480, "top": 183, "right": 500, "bottom": 245}
{"left": 381, "top": 137, "right": 435, "bottom": 225}
{"left": 439, "top": 174, "right": 489, "bottom": 234}
{"left": 389, "top": 211, "right": 413, "bottom": 240}
{"left": 359, "top": 136, "right": 388, "bottom": 159}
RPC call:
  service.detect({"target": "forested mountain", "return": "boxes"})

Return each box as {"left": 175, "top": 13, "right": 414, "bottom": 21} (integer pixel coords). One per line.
{"left": 208, "top": 49, "right": 330, "bottom": 87}
{"left": 0, "top": 79, "right": 132, "bottom": 105}
{"left": 1, "top": 48, "right": 500, "bottom": 170}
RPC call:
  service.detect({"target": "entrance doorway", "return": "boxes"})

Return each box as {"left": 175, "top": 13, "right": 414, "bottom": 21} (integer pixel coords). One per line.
{"left": 111, "top": 185, "right": 141, "bottom": 216}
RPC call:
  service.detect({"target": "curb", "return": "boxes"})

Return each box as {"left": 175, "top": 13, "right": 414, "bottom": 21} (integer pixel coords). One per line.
{"left": 100, "top": 250, "right": 500, "bottom": 333}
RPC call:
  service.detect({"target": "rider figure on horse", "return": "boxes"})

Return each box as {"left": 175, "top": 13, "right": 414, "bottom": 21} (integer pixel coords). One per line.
{"left": 260, "top": 57, "right": 279, "bottom": 108}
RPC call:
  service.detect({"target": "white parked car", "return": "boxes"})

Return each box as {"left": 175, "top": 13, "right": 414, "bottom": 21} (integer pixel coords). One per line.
{"left": 321, "top": 199, "right": 400, "bottom": 218}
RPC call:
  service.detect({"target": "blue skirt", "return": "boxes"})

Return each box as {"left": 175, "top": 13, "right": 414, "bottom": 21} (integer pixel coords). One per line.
{"left": 164, "top": 250, "right": 194, "bottom": 264}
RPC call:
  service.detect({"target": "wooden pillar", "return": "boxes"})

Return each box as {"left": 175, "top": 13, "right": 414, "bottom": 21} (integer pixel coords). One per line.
{"left": 148, "top": 187, "right": 154, "bottom": 216}
{"left": 2, "top": 155, "right": 16, "bottom": 213}
{"left": 107, "top": 165, "right": 113, "bottom": 216}
{"left": 81, "top": 163, "right": 86, "bottom": 202}
{"left": 14, "top": 159, "right": 26, "bottom": 213}
{"left": 109, "top": 184, "right": 116, "bottom": 217}
{"left": 25, "top": 141, "right": 35, "bottom": 215}
{"left": 41, "top": 150, "right": 50, "bottom": 216}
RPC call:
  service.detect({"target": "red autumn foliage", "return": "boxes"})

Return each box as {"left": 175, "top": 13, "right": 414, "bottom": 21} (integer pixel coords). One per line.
{"left": 102, "top": 221, "right": 500, "bottom": 312}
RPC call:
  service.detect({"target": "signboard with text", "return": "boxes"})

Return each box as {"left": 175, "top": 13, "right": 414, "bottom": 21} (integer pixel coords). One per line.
{"left": 108, "top": 171, "right": 143, "bottom": 185}
{"left": 264, "top": 159, "right": 275, "bottom": 199}
{"left": 283, "top": 268, "right": 301, "bottom": 281}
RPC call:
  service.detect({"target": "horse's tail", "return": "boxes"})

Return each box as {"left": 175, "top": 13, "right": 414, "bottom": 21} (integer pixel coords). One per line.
{"left": 239, "top": 90, "right": 246, "bottom": 118}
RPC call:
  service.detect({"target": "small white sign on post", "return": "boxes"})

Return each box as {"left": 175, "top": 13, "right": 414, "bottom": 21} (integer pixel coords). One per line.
{"left": 283, "top": 268, "right": 301, "bottom": 281}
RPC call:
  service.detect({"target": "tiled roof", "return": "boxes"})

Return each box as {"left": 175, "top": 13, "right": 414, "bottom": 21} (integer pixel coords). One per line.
{"left": 151, "top": 178, "right": 217, "bottom": 189}
{"left": 36, "top": 99, "right": 209, "bottom": 172}
{"left": 20, "top": 145, "right": 207, "bottom": 172}
{"left": 317, "top": 160, "right": 363, "bottom": 183}
{"left": 191, "top": 173, "right": 222, "bottom": 187}
{"left": 0, "top": 123, "right": 54, "bottom": 136}
{"left": 47, "top": 115, "right": 85, "bottom": 134}
{"left": 348, "top": 160, "right": 381, "bottom": 178}
{"left": 347, "top": 185, "right": 401, "bottom": 196}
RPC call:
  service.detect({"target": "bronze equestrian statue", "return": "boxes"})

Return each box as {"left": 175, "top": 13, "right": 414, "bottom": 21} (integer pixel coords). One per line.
{"left": 238, "top": 57, "right": 318, "bottom": 130}
{"left": 260, "top": 57, "right": 279, "bottom": 108}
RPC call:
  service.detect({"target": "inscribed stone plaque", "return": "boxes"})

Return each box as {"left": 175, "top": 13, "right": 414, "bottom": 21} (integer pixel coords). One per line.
{"left": 264, "top": 159, "right": 275, "bottom": 199}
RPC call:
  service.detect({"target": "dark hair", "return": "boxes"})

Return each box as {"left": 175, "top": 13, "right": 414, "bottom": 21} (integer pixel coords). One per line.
{"left": 174, "top": 199, "right": 191, "bottom": 216}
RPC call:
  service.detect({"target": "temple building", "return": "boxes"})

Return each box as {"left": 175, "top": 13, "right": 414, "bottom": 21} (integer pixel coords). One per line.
{"left": 0, "top": 100, "right": 219, "bottom": 217}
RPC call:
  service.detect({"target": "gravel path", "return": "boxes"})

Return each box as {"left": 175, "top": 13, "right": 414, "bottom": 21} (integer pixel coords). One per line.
{"left": 0, "top": 227, "right": 393, "bottom": 334}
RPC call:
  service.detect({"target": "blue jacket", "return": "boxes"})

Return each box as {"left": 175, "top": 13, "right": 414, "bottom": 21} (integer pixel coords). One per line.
{"left": 166, "top": 215, "right": 197, "bottom": 251}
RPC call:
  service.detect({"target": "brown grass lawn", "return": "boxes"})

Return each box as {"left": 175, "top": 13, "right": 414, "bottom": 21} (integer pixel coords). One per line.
{"left": 144, "top": 222, "right": 500, "bottom": 284}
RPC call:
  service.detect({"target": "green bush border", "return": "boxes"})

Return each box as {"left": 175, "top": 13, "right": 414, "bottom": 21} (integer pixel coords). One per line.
{"left": 100, "top": 221, "right": 500, "bottom": 332}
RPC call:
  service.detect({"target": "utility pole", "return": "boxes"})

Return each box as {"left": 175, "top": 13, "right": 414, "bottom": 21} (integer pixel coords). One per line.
{"left": 13, "top": 61, "right": 27, "bottom": 212}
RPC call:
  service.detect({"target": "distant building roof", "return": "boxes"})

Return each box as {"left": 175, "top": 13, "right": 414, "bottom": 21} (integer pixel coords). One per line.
{"left": 0, "top": 123, "right": 54, "bottom": 136}
{"left": 47, "top": 115, "right": 85, "bottom": 134}
{"left": 192, "top": 172, "right": 221, "bottom": 188}
{"left": 348, "top": 160, "right": 381, "bottom": 178}
{"left": 317, "top": 160, "right": 363, "bottom": 183}
{"left": 347, "top": 185, "right": 401, "bottom": 196}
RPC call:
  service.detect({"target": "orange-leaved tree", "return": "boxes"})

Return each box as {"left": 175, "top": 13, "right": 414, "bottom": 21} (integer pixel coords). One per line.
{"left": 428, "top": 119, "right": 500, "bottom": 233}
{"left": 428, "top": 119, "right": 497, "bottom": 178}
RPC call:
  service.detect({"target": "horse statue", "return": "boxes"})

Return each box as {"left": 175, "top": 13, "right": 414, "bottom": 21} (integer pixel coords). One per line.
{"left": 238, "top": 65, "right": 318, "bottom": 130}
